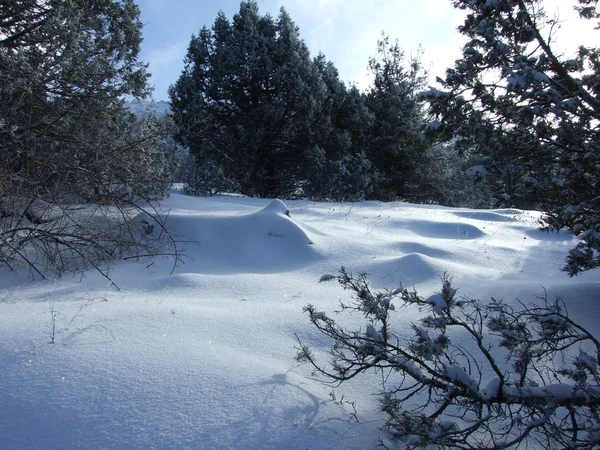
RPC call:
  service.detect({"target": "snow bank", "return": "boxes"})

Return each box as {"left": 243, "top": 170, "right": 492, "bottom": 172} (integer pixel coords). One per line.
{"left": 0, "top": 193, "right": 595, "bottom": 450}
{"left": 154, "top": 198, "right": 322, "bottom": 275}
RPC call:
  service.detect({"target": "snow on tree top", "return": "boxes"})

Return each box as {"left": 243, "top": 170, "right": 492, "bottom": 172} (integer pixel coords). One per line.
{"left": 426, "top": 293, "right": 447, "bottom": 314}
{"left": 481, "top": 376, "right": 501, "bottom": 400}
{"left": 445, "top": 365, "right": 478, "bottom": 393}
{"left": 418, "top": 88, "right": 451, "bottom": 98}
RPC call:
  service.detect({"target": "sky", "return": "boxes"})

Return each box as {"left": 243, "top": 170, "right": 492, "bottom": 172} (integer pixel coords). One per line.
{"left": 137, "top": 0, "right": 594, "bottom": 101}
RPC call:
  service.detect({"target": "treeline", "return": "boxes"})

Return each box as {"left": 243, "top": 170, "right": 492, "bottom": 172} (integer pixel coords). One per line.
{"left": 169, "top": 1, "right": 487, "bottom": 204}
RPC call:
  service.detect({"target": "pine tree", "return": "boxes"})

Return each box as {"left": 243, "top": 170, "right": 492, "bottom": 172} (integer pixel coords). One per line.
{"left": 170, "top": 2, "right": 324, "bottom": 198}
{"left": 0, "top": 0, "right": 170, "bottom": 204}
{"left": 421, "top": 0, "right": 600, "bottom": 274}
{"left": 364, "top": 35, "right": 431, "bottom": 200}
{"left": 300, "top": 54, "right": 378, "bottom": 200}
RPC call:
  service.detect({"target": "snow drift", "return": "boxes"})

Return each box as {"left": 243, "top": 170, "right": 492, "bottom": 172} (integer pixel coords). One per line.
{"left": 1, "top": 193, "right": 598, "bottom": 450}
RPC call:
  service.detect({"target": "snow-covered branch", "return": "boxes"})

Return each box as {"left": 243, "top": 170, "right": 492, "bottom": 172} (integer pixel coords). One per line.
{"left": 298, "top": 268, "right": 600, "bottom": 449}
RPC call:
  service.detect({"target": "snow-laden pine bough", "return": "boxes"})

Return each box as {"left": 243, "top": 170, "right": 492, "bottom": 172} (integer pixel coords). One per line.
{"left": 297, "top": 268, "right": 600, "bottom": 449}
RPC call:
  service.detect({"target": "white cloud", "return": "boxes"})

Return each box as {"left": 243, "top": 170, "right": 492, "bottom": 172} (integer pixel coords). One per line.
{"left": 422, "top": 43, "right": 463, "bottom": 86}
{"left": 271, "top": 0, "right": 467, "bottom": 87}
{"left": 147, "top": 42, "right": 186, "bottom": 72}
{"left": 295, "top": 0, "right": 345, "bottom": 12}
{"left": 140, "top": 0, "right": 597, "bottom": 101}
{"left": 542, "top": 0, "right": 597, "bottom": 57}
{"left": 426, "top": 0, "right": 453, "bottom": 19}
{"left": 355, "top": 68, "right": 374, "bottom": 92}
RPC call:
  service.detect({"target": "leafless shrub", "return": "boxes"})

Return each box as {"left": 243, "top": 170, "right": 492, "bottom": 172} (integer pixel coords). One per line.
{"left": 0, "top": 192, "right": 190, "bottom": 287}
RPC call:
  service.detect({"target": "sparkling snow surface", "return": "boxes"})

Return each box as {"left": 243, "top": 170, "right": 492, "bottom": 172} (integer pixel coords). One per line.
{"left": 1, "top": 194, "right": 599, "bottom": 449}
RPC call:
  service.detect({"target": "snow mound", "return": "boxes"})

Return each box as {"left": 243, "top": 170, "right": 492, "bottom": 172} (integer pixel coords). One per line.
{"left": 495, "top": 208, "right": 525, "bottom": 215}
{"left": 256, "top": 198, "right": 290, "bottom": 216}
{"left": 406, "top": 220, "right": 485, "bottom": 239}
{"left": 145, "top": 273, "right": 205, "bottom": 292}
{"left": 2, "top": 193, "right": 596, "bottom": 450}
{"left": 160, "top": 200, "right": 321, "bottom": 275}
{"left": 452, "top": 211, "right": 515, "bottom": 222}
{"left": 395, "top": 241, "right": 454, "bottom": 259}
{"left": 370, "top": 253, "right": 442, "bottom": 286}
{"left": 245, "top": 199, "right": 312, "bottom": 244}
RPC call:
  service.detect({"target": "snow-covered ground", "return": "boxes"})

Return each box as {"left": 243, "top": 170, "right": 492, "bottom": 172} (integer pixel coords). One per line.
{"left": 2, "top": 193, "right": 599, "bottom": 449}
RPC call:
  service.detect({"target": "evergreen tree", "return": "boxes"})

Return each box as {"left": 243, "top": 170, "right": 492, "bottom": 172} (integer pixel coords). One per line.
{"left": 421, "top": 0, "right": 600, "bottom": 274}
{"left": 169, "top": 2, "right": 323, "bottom": 198}
{"left": 170, "top": 4, "right": 442, "bottom": 202}
{"left": 0, "top": 0, "right": 161, "bottom": 204}
{"left": 364, "top": 35, "right": 431, "bottom": 200}
{"left": 184, "top": 158, "right": 240, "bottom": 196}
{"left": 302, "top": 55, "right": 378, "bottom": 200}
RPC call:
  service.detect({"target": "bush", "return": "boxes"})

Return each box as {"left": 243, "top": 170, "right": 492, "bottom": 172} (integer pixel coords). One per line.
{"left": 0, "top": 195, "right": 186, "bottom": 285}
{"left": 298, "top": 268, "right": 600, "bottom": 449}
{"left": 0, "top": 1, "right": 184, "bottom": 281}
{"left": 183, "top": 159, "right": 240, "bottom": 196}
